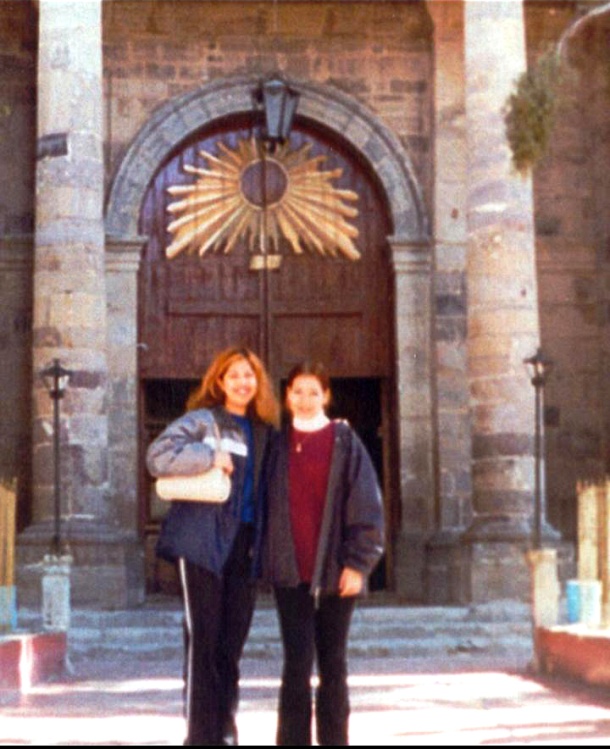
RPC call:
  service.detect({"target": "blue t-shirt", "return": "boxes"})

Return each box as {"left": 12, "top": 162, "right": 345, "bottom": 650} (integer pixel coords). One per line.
{"left": 232, "top": 414, "right": 255, "bottom": 524}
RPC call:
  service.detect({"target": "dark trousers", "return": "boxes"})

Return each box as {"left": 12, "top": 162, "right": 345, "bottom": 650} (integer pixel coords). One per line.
{"left": 178, "top": 525, "right": 256, "bottom": 746}
{"left": 274, "top": 584, "right": 356, "bottom": 746}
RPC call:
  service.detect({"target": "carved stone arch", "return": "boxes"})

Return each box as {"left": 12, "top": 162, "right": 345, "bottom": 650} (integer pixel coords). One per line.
{"left": 105, "top": 76, "right": 429, "bottom": 245}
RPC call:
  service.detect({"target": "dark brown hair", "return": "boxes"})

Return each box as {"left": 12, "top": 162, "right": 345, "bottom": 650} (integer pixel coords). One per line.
{"left": 187, "top": 346, "right": 280, "bottom": 426}
{"left": 286, "top": 361, "right": 331, "bottom": 392}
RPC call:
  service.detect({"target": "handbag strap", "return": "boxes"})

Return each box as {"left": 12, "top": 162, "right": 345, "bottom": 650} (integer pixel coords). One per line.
{"left": 211, "top": 416, "right": 223, "bottom": 452}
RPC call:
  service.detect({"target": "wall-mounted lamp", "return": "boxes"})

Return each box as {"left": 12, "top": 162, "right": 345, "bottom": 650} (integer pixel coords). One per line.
{"left": 253, "top": 75, "right": 300, "bottom": 151}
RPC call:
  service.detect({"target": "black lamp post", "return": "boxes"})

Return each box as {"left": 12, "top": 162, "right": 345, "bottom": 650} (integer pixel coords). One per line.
{"left": 41, "top": 358, "right": 72, "bottom": 555}
{"left": 251, "top": 76, "right": 300, "bottom": 369}
{"left": 523, "top": 347, "right": 554, "bottom": 549}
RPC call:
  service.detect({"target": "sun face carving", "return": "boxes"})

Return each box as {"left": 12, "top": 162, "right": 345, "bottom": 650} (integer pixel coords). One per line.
{"left": 165, "top": 137, "right": 360, "bottom": 261}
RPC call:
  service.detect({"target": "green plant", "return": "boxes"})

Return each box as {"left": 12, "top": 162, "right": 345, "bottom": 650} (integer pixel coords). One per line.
{"left": 504, "top": 49, "right": 563, "bottom": 176}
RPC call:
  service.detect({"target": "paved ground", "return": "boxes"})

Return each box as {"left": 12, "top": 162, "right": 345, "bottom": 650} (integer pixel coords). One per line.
{"left": 3, "top": 639, "right": 610, "bottom": 745}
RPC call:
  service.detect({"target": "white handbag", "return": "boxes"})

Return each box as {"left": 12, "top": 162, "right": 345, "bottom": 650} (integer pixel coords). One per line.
{"left": 155, "top": 420, "right": 232, "bottom": 503}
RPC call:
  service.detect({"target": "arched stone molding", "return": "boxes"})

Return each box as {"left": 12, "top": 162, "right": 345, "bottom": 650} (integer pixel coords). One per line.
{"left": 105, "top": 76, "right": 433, "bottom": 600}
{"left": 105, "top": 76, "right": 429, "bottom": 246}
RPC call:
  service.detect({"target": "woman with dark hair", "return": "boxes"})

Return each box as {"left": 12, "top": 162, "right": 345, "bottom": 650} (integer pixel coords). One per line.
{"left": 263, "top": 361, "right": 385, "bottom": 746}
{"left": 146, "top": 346, "right": 279, "bottom": 746}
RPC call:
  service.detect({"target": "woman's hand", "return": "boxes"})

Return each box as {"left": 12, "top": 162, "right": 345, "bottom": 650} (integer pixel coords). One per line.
{"left": 338, "top": 567, "right": 364, "bottom": 597}
{"left": 213, "top": 451, "right": 234, "bottom": 475}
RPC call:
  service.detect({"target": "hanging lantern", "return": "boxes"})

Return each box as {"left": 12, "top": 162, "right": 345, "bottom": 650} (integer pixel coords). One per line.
{"left": 254, "top": 76, "right": 300, "bottom": 147}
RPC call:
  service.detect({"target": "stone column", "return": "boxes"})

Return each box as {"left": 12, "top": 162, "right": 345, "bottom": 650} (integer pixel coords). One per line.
{"left": 19, "top": 0, "right": 143, "bottom": 608}
{"left": 463, "top": 0, "right": 546, "bottom": 602}
{"left": 389, "top": 237, "right": 435, "bottom": 602}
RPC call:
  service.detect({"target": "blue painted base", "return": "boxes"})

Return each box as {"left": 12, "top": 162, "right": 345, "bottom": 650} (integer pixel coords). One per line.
{"left": 0, "top": 585, "right": 17, "bottom": 632}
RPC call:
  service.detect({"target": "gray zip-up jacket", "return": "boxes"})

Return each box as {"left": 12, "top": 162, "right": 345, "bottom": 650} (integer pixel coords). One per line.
{"left": 147, "top": 405, "right": 272, "bottom": 575}
{"left": 262, "top": 419, "right": 384, "bottom": 597}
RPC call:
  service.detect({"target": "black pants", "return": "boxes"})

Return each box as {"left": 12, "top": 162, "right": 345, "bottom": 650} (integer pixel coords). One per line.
{"left": 179, "top": 524, "right": 256, "bottom": 746}
{"left": 274, "top": 584, "right": 356, "bottom": 746}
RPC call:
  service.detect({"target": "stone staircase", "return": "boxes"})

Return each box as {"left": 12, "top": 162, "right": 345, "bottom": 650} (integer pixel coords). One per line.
{"left": 15, "top": 596, "right": 536, "bottom": 666}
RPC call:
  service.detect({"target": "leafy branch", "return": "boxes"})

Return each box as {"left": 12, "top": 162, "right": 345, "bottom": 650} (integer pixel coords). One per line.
{"left": 503, "top": 49, "right": 563, "bottom": 176}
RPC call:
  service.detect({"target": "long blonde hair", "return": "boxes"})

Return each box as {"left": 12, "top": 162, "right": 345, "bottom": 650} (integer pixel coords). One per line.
{"left": 187, "top": 347, "right": 280, "bottom": 426}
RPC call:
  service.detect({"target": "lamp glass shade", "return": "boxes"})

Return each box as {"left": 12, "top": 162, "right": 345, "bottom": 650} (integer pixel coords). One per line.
{"left": 523, "top": 347, "right": 554, "bottom": 384}
{"left": 261, "top": 78, "right": 300, "bottom": 143}
{"left": 56, "top": 371, "right": 71, "bottom": 395}
{"left": 41, "top": 359, "right": 73, "bottom": 396}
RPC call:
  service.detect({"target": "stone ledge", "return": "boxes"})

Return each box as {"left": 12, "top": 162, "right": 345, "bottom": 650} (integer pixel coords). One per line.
{"left": 0, "top": 632, "right": 67, "bottom": 690}
{"left": 536, "top": 625, "right": 610, "bottom": 687}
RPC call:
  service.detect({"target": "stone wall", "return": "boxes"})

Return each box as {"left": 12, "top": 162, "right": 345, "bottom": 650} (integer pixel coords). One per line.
{"left": 102, "top": 0, "right": 434, "bottom": 215}
{"left": 526, "top": 1, "right": 610, "bottom": 543}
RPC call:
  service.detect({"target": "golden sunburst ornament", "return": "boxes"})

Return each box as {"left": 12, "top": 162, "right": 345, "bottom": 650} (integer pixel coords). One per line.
{"left": 165, "top": 137, "right": 360, "bottom": 262}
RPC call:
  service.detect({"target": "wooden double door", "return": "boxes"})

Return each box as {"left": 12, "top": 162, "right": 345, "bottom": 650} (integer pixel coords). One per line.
{"left": 138, "top": 117, "right": 397, "bottom": 593}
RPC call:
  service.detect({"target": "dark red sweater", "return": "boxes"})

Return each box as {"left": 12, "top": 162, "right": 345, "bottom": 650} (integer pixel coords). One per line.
{"left": 288, "top": 423, "right": 335, "bottom": 583}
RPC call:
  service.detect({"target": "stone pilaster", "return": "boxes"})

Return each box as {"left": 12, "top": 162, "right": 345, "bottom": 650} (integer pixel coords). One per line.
{"left": 463, "top": 0, "right": 549, "bottom": 602}
{"left": 106, "top": 238, "right": 145, "bottom": 537}
{"left": 19, "top": 0, "right": 143, "bottom": 608}
{"left": 389, "top": 237, "right": 435, "bottom": 602}
{"left": 424, "top": 0, "right": 471, "bottom": 605}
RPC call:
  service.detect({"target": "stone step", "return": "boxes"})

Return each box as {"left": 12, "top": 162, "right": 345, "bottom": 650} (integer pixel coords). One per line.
{"left": 15, "top": 599, "right": 535, "bottom": 661}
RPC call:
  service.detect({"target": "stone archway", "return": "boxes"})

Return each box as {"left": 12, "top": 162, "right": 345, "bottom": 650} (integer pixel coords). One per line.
{"left": 105, "top": 76, "right": 433, "bottom": 599}
{"left": 106, "top": 76, "right": 428, "bottom": 243}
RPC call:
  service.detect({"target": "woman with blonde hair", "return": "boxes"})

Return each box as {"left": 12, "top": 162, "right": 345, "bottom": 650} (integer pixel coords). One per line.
{"left": 147, "top": 346, "right": 279, "bottom": 746}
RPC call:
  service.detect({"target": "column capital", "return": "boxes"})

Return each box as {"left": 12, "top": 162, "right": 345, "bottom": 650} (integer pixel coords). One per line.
{"left": 105, "top": 235, "right": 146, "bottom": 274}
{"left": 387, "top": 235, "right": 432, "bottom": 275}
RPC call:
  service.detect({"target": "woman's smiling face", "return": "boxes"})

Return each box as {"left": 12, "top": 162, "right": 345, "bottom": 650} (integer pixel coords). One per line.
{"left": 286, "top": 374, "right": 330, "bottom": 421}
{"left": 220, "top": 357, "right": 258, "bottom": 415}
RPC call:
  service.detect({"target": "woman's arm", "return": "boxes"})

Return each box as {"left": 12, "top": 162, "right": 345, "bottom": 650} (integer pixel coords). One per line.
{"left": 341, "top": 428, "right": 385, "bottom": 579}
{"left": 146, "top": 409, "right": 221, "bottom": 477}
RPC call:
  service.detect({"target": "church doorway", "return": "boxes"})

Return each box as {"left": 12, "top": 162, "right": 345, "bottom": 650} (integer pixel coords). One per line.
{"left": 137, "top": 115, "right": 397, "bottom": 595}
